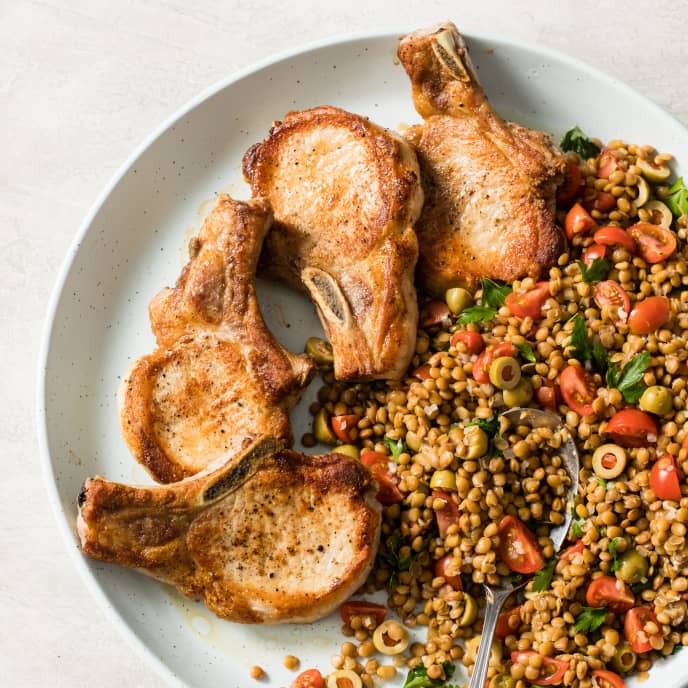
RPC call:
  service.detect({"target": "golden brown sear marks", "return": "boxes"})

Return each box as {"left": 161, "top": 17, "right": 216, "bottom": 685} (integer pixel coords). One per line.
{"left": 398, "top": 23, "right": 566, "bottom": 295}
{"left": 119, "top": 196, "right": 315, "bottom": 483}
{"left": 77, "top": 437, "right": 382, "bottom": 624}
{"left": 243, "top": 106, "right": 424, "bottom": 381}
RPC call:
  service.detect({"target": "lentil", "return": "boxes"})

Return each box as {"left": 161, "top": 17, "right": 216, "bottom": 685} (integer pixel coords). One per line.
{"left": 249, "top": 666, "right": 265, "bottom": 680}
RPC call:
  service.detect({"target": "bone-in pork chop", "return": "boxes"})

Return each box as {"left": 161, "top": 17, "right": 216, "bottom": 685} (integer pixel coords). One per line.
{"left": 398, "top": 23, "right": 566, "bottom": 295}
{"left": 77, "top": 436, "right": 382, "bottom": 624}
{"left": 243, "top": 106, "right": 423, "bottom": 381}
{"left": 120, "top": 196, "right": 315, "bottom": 483}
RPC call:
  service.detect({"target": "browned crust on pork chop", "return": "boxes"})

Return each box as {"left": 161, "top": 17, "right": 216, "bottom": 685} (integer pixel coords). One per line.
{"left": 119, "top": 197, "right": 315, "bottom": 483}
{"left": 77, "top": 437, "right": 382, "bottom": 624}
{"left": 398, "top": 23, "right": 566, "bottom": 294}
{"left": 243, "top": 106, "right": 423, "bottom": 381}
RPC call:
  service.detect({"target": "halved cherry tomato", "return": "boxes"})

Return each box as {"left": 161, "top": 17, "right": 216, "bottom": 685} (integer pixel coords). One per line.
{"left": 597, "top": 148, "right": 622, "bottom": 179}
{"left": 606, "top": 410, "right": 658, "bottom": 448}
{"left": 340, "top": 600, "right": 386, "bottom": 627}
{"left": 360, "top": 450, "right": 403, "bottom": 505}
{"left": 359, "top": 449, "right": 391, "bottom": 467}
{"left": 624, "top": 606, "right": 662, "bottom": 653}
{"left": 412, "top": 364, "right": 432, "bottom": 381}
{"left": 565, "top": 203, "right": 597, "bottom": 240}
{"left": 591, "top": 669, "right": 627, "bottom": 688}
{"left": 559, "top": 365, "right": 597, "bottom": 416}
{"left": 584, "top": 191, "right": 617, "bottom": 214}
{"left": 420, "top": 300, "right": 451, "bottom": 327}
{"left": 556, "top": 160, "right": 584, "bottom": 208}
{"left": 292, "top": 668, "right": 323, "bottom": 688}
{"left": 560, "top": 540, "right": 585, "bottom": 560}
{"left": 582, "top": 242, "right": 607, "bottom": 267}
{"left": 505, "top": 281, "right": 551, "bottom": 320}
{"left": 473, "top": 342, "right": 517, "bottom": 384}
{"left": 432, "top": 489, "right": 461, "bottom": 537}
{"left": 497, "top": 515, "right": 544, "bottom": 574}
{"left": 594, "top": 280, "right": 631, "bottom": 323}
{"left": 649, "top": 454, "right": 682, "bottom": 501}
{"left": 331, "top": 415, "right": 360, "bottom": 443}
{"left": 628, "top": 223, "right": 677, "bottom": 264}
{"left": 586, "top": 576, "right": 635, "bottom": 613}
{"left": 535, "top": 383, "right": 559, "bottom": 411}
{"left": 450, "top": 330, "right": 485, "bottom": 355}
{"left": 593, "top": 226, "right": 636, "bottom": 253}
{"left": 511, "top": 651, "right": 569, "bottom": 685}
{"left": 433, "top": 553, "right": 462, "bottom": 590}
{"left": 495, "top": 605, "right": 522, "bottom": 639}
{"left": 628, "top": 296, "right": 670, "bottom": 335}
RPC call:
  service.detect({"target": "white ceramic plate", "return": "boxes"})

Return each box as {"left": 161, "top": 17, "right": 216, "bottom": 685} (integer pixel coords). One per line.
{"left": 38, "top": 28, "right": 688, "bottom": 688}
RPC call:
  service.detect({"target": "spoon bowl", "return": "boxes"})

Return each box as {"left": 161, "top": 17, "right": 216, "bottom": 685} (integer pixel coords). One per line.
{"left": 467, "top": 408, "right": 580, "bottom": 688}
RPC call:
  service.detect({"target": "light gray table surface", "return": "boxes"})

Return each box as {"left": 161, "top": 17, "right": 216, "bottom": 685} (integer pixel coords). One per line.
{"left": 3, "top": 1, "right": 687, "bottom": 686}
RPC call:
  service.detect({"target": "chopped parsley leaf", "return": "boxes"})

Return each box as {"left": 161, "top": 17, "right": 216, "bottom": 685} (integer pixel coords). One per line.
{"left": 570, "top": 506, "right": 586, "bottom": 538}
{"left": 531, "top": 558, "right": 557, "bottom": 592}
{"left": 455, "top": 278, "right": 512, "bottom": 324}
{"left": 574, "top": 606, "right": 608, "bottom": 633}
{"left": 666, "top": 177, "right": 688, "bottom": 217}
{"left": 561, "top": 126, "right": 601, "bottom": 159}
{"left": 384, "top": 437, "right": 407, "bottom": 462}
{"left": 515, "top": 341, "right": 537, "bottom": 363}
{"left": 465, "top": 416, "right": 499, "bottom": 437}
{"left": 592, "top": 339, "right": 609, "bottom": 375}
{"left": 577, "top": 257, "right": 610, "bottom": 284}
{"left": 402, "top": 661, "right": 456, "bottom": 688}
{"left": 608, "top": 537, "right": 620, "bottom": 572}
{"left": 569, "top": 314, "right": 592, "bottom": 363}
{"left": 455, "top": 305, "right": 497, "bottom": 324}
{"left": 606, "top": 351, "right": 649, "bottom": 403}
{"left": 480, "top": 278, "right": 512, "bottom": 308}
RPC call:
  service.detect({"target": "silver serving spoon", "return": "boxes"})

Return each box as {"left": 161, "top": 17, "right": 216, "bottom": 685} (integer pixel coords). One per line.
{"left": 468, "top": 407, "right": 580, "bottom": 688}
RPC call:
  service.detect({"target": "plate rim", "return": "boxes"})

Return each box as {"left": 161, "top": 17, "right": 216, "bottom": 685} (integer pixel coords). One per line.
{"left": 36, "top": 24, "right": 688, "bottom": 688}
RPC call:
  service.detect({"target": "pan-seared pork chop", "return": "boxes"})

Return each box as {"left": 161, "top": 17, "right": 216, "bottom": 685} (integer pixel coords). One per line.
{"left": 77, "top": 436, "right": 382, "bottom": 624}
{"left": 398, "top": 23, "right": 566, "bottom": 295}
{"left": 243, "top": 106, "right": 423, "bottom": 381}
{"left": 120, "top": 196, "right": 315, "bottom": 483}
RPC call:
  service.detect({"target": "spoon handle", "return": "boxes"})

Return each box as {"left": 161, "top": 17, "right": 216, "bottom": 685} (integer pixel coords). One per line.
{"left": 468, "top": 586, "right": 514, "bottom": 688}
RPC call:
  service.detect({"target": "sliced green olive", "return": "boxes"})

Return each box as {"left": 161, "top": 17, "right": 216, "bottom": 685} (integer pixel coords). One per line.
{"left": 592, "top": 443, "right": 627, "bottom": 479}
{"left": 616, "top": 549, "right": 649, "bottom": 585}
{"left": 637, "top": 157, "right": 671, "bottom": 183}
{"left": 489, "top": 356, "right": 521, "bottom": 390}
{"left": 305, "top": 337, "right": 334, "bottom": 366}
{"left": 611, "top": 644, "right": 638, "bottom": 674}
{"left": 327, "top": 670, "right": 363, "bottom": 688}
{"left": 465, "top": 636, "right": 502, "bottom": 665}
{"left": 458, "top": 592, "right": 478, "bottom": 627}
{"left": 430, "top": 469, "right": 457, "bottom": 491}
{"left": 490, "top": 675, "right": 516, "bottom": 688}
{"left": 464, "top": 425, "right": 488, "bottom": 459}
{"left": 634, "top": 176, "right": 651, "bottom": 208}
{"left": 313, "top": 408, "right": 337, "bottom": 444}
{"left": 502, "top": 378, "right": 533, "bottom": 407}
{"left": 372, "top": 619, "right": 409, "bottom": 655}
{"left": 332, "top": 444, "right": 359, "bottom": 459}
{"left": 445, "top": 287, "right": 473, "bottom": 315}
{"left": 639, "top": 385, "right": 673, "bottom": 415}
{"left": 644, "top": 199, "right": 673, "bottom": 228}
{"left": 433, "top": 331, "right": 451, "bottom": 351}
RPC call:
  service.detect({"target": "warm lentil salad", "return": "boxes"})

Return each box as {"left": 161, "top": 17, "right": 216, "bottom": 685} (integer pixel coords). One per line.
{"left": 291, "top": 132, "right": 688, "bottom": 688}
